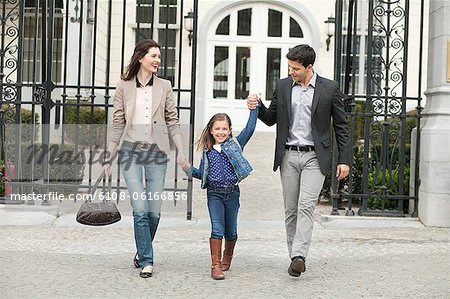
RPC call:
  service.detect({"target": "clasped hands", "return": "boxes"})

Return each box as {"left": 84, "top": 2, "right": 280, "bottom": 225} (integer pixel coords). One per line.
{"left": 177, "top": 154, "right": 191, "bottom": 172}
{"left": 247, "top": 94, "right": 259, "bottom": 110}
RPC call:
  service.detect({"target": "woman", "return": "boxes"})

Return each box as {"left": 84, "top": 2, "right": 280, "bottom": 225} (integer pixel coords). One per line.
{"left": 103, "top": 39, "right": 188, "bottom": 278}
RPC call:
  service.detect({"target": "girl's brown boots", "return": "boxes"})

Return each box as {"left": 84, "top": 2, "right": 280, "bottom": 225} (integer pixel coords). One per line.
{"left": 221, "top": 239, "right": 236, "bottom": 271}
{"left": 209, "top": 238, "right": 225, "bottom": 280}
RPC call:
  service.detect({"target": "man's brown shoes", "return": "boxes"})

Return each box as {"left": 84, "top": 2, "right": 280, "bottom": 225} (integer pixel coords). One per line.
{"left": 288, "top": 256, "right": 306, "bottom": 277}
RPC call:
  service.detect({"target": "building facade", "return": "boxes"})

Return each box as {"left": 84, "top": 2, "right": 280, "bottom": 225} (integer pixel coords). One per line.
{"left": 5, "top": 0, "right": 448, "bottom": 225}
{"left": 4, "top": 0, "right": 428, "bottom": 130}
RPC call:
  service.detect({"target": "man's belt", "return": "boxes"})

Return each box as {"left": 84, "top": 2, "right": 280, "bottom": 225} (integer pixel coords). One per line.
{"left": 285, "top": 145, "right": 315, "bottom": 152}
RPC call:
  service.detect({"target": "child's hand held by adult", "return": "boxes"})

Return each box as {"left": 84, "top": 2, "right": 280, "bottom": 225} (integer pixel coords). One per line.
{"left": 246, "top": 94, "right": 259, "bottom": 110}
{"left": 177, "top": 154, "right": 191, "bottom": 171}
{"left": 103, "top": 162, "right": 112, "bottom": 177}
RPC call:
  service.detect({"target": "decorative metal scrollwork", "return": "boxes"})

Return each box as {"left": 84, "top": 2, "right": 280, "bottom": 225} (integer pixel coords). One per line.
{"left": 2, "top": 85, "right": 16, "bottom": 102}
{"left": 70, "top": 0, "right": 82, "bottom": 22}
{"left": 370, "top": 0, "right": 406, "bottom": 102}
{"left": 33, "top": 86, "right": 46, "bottom": 104}
{"left": 1, "top": 1, "right": 19, "bottom": 88}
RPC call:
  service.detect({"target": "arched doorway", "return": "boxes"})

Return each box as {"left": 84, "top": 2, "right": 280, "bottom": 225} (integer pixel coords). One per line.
{"left": 197, "top": 1, "right": 320, "bottom": 131}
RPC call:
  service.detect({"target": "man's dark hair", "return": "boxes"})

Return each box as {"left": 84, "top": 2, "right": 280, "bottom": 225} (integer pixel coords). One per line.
{"left": 286, "top": 44, "right": 316, "bottom": 67}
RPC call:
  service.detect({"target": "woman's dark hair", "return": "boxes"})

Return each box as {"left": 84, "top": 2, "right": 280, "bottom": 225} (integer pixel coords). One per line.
{"left": 286, "top": 44, "right": 316, "bottom": 67}
{"left": 121, "top": 39, "right": 161, "bottom": 81}
{"left": 196, "top": 113, "right": 232, "bottom": 150}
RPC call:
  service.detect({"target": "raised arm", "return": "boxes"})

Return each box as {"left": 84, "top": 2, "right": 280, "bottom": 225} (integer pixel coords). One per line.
{"left": 248, "top": 90, "right": 278, "bottom": 127}
{"left": 236, "top": 106, "right": 259, "bottom": 149}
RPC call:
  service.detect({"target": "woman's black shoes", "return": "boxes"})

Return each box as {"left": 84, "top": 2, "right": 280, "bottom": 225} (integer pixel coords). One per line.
{"left": 135, "top": 254, "right": 153, "bottom": 278}
{"left": 139, "top": 265, "right": 153, "bottom": 278}
{"left": 133, "top": 253, "right": 140, "bottom": 268}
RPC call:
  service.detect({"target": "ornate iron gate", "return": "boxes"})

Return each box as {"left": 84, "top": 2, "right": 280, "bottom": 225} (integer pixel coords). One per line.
{"left": 331, "top": 0, "right": 424, "bottom": 216}
{"left": 0, "top": 0, "right": 198, "bottom": 219}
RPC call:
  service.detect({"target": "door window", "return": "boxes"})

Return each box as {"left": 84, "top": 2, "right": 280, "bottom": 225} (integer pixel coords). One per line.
{"left": 213, "top": 46, "right": 229, "bottom": 98}
{"left": 268, "top": 9, "right": 282, "bottom": 37}
{"left": 266, "top": 48, "right": 281, "bottom": 101}
{"left": 210, "top": 5, "right": 305, "bottom": 100}
{"left": 237, "top": 9, "right": 252, "bottom": 36}
{"left": 235, "top": 47, "right": 251, "bottom": 99}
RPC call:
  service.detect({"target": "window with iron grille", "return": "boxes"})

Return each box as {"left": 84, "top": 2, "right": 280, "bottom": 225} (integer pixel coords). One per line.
{"left": 340, "top": 34, "right": 384, "bottom": 95}
{"left": 339, "top": 1, "right": 384, "bottom": 95}
{"left": 136, "top": 0, "right": 178, "bottom": 84}
{"left": 23, "top": 0, "right": 63, "bottom": 83}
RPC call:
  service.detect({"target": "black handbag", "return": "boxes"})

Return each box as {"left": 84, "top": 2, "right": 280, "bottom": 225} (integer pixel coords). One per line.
{"left": 76, "top": 172, "right": 121, "bottom": 226}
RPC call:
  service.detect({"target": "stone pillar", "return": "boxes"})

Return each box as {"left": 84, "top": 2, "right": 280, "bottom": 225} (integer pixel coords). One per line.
{"left": 419, "top": 0, "right": 450, "bottom": 227}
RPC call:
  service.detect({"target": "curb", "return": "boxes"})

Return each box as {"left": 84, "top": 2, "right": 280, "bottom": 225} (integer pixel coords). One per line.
{"left": 320, "top": 214, "right": 424, "bottom": 228}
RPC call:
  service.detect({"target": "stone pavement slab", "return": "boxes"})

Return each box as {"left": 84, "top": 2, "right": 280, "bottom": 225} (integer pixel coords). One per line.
{"left": 1, "top": 220, "right": 449, "bottom": 298}
{"left": 1, "top": 132, "right": 450, "bottom": 298}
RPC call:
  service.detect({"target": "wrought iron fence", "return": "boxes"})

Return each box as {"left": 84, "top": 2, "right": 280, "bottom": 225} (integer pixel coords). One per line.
{"left": 0, "top": 0, "right": 198, "bottom": 219}
{"left": 331, "top": 0, "right": 424, "bottom": 217}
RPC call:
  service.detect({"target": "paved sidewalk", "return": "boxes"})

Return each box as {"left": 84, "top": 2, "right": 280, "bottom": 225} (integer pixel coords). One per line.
{"left": 1, "top": 132, "right": 449, "bottom": 298}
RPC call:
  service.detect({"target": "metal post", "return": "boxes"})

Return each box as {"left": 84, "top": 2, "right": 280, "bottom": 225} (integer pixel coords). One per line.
{"left": 412, "top": 0, "right": 425, "bottom": 217}
{"left": 186, "top": 0, "right": 198, "bottom": 220}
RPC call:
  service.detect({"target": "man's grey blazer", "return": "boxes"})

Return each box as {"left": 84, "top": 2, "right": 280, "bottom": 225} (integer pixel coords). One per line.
{"left": 258, "top": 75, "right": 352, "bottom": 175}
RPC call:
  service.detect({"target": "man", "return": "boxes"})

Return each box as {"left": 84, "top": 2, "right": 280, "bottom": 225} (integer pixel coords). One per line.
{"left": 247, "top": 44, "right": 351, "bottom": 277}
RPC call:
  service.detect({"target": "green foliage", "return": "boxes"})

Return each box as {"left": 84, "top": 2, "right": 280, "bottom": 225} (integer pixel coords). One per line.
{"left": 0, "top": 160, "right": 5, "bottom": 195}
{"left": 349, "top": 145, "right": 365, "bottom": 194}
{"left": 64, "top": 101, "right": 107, "bottom": 146}
{"left": 320, "top": 172, "right": 332, "bottom": 200}
{"left": 350, "top": 100, "right": 365, "bottom": 143}
{"left": 369, "top": 143, "right": 411, "bottom": 165}
{"left": 320, "top": 143, "right": 411, "bottom": 206}
{"left": 20, "top": 108, "right": 39, "bottom": 124}
{"left": 3, "top": 143, "right": 85, "bottom": 195}
{"left": 350, "top": 100, "right": 417, "bottom": 146}
{"left": 367, "top": 165, "right": 410, "bottom": 210}
{"left": 2, "top": 104, "right": 39, "bottom": 124}
{"left": 320, "top": 145, "right": 364, "bottom": 200}
{"left": 1, "top": 106, "right": 39, "bottom": 196}
{"left": 320, "top": 102, "right": 417, "bottom": 212}
{"left": 2, "top": 105, "right": 40, "bottom": 143}
{"left": 404, "top": 117, "right": 417, "bottom": 145}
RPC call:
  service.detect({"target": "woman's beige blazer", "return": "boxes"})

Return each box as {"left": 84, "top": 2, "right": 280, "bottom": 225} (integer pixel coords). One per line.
{"left": 107, "top": 75, "right": 182, "bottom": 159}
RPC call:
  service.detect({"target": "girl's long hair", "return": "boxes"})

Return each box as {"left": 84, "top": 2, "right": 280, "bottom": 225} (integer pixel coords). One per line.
{"left": 196, "top": 113, "right": 232, "bottom": 150}
{"left": 121, "top": 39, "right": 161, "bottom": 81}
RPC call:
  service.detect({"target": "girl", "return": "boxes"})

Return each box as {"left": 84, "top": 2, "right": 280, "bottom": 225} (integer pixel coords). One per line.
{"left": 184, "top": 106, "right": 259, "bottom": 280}
{"left": 103, "top": 39, "right": 188, "bottom": 278}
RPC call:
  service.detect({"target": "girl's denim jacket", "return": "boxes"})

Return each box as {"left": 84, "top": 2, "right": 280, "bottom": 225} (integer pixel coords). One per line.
{"left": 190, "top": 107, "right": 259, "bottom": 189}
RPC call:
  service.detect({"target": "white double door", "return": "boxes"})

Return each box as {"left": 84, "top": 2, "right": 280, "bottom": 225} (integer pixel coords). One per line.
{"left": 204, "top": 2, "right": 310, "bottom": 131}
